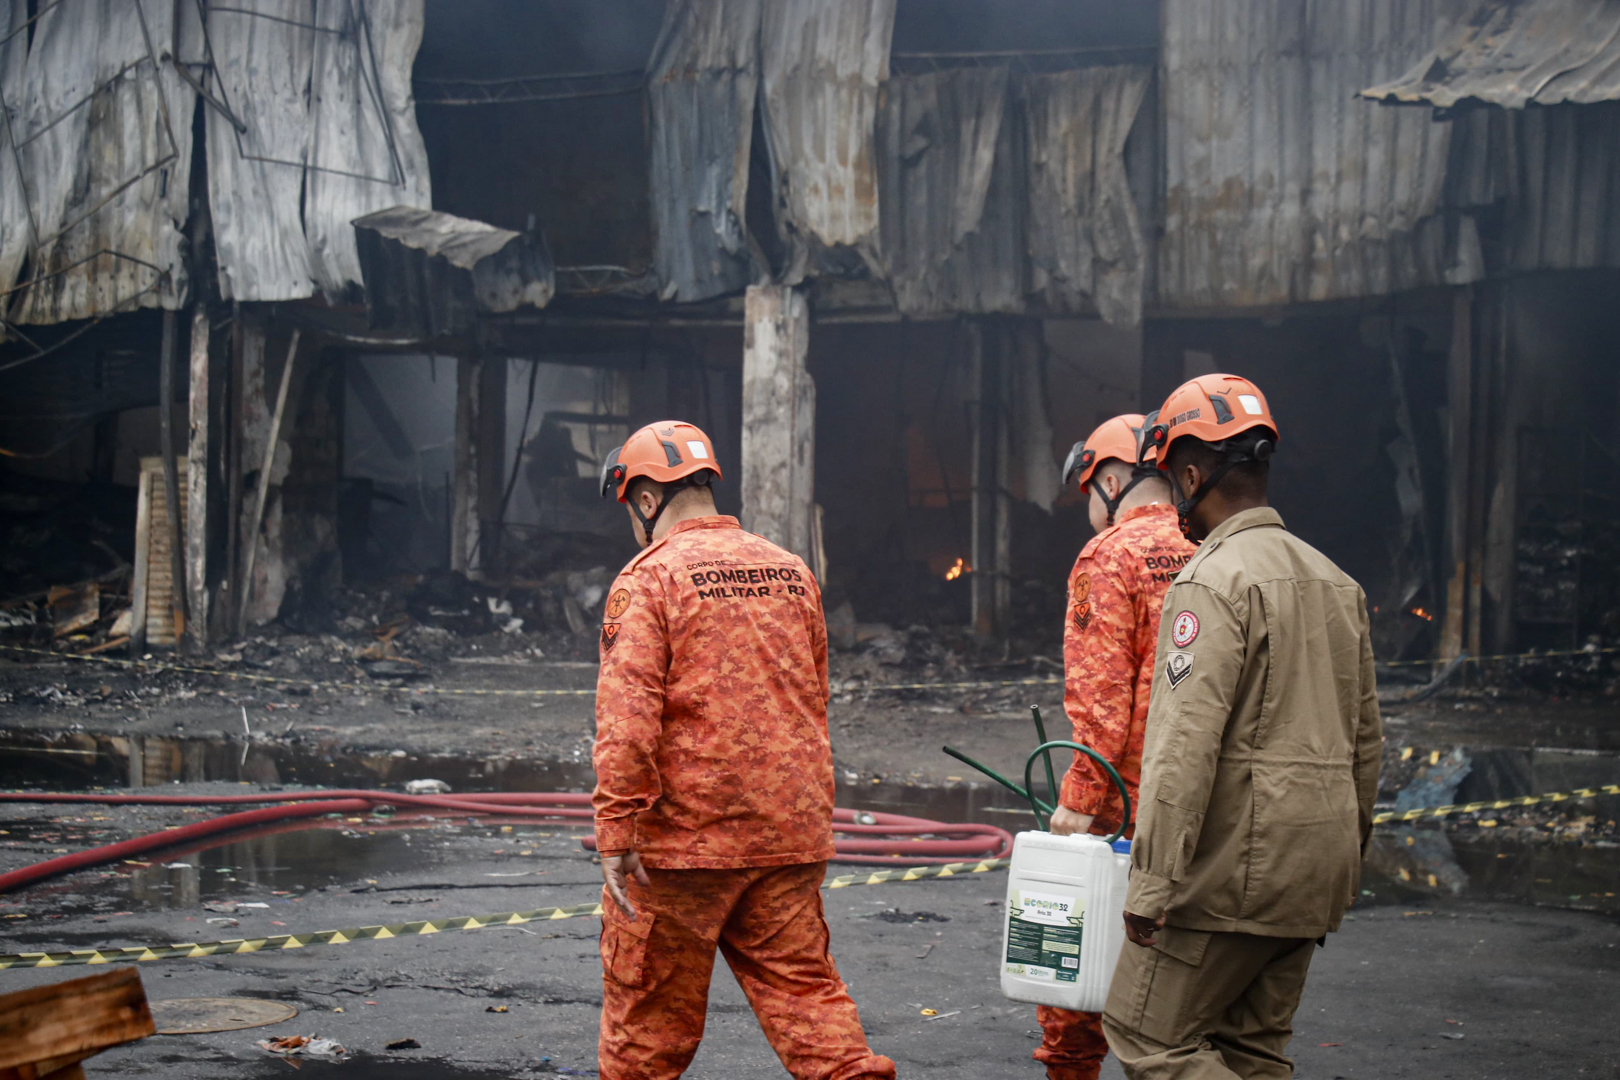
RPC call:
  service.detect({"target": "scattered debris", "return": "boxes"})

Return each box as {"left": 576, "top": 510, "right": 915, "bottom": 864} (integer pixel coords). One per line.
{"left": 386, "top": 1037, "right": 422, "bottom": 1050}
{"left": 405, "top": 779, "right": 452, "bottom": 795}
{"left": 869, "top": 909, "right": 950, "bottom": 924}
{"left": 1393, "top": 747, "right": 1472, "bottom": 814}
{"left": 257, "top": 1034, "right": 346, "bottom": 1057}
{"left": 49, "top": 581, "right": 100, "bottom": 637}
{"left": 361, "top": 658, "right": 427, "bottom": 680}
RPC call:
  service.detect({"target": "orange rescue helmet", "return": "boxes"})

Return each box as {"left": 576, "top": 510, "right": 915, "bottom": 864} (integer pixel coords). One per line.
{"left": 1063, "top": 413, "right": 1156, "bottom": 492}
{"left": 1147, "top": 373, "right": 1278, "bottom": 469}
{"left": 599, "top": 421, "right": 722, "bottom": 543}
{"left": 1146, "top": 374, "right": 1278, "bottom": 538}
{"left": 1063, "top": 412, "right": 1163, "bottom": 528}
{"left": 599, "top": 420, "right": 722, "bottom": 502}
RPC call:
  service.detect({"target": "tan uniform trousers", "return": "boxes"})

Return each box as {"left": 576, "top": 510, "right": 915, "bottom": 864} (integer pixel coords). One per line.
{"left": 1102, "top": 928, "right": 1315, "bottom": 1079}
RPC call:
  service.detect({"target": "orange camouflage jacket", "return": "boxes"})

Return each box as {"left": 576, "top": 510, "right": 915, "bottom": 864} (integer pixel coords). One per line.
{"left": 592, "top": 515, "right": 837, "bottom": 869}
{"left": 1060, "top": 503, "right": 1195, "bottom": 831}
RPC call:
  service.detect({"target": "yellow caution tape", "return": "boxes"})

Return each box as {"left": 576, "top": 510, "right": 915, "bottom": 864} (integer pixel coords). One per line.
{"left": 824, "top": 858, "right": 1010, "bottom": 888}
{"left": 0, "top": 858, "right": 1012, "bottom": 971}
{"left": 1372, "top": 783, "right": 1620, "bottom": 825}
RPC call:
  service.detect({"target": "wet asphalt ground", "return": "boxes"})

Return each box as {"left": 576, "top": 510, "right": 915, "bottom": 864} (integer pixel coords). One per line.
{"left": 0, "top": 789, "right": 1617, "bottom": 1079}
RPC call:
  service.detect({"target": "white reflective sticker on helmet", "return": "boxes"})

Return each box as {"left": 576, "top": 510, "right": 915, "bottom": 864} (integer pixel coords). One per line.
{"left": 1238, "top": 394, "right": 1263, "bottom": 415}
{"left": 687, "top": 441, "right": 709, "bottom": 459}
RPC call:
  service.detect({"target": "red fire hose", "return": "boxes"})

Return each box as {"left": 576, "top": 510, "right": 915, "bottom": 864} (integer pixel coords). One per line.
{"left": 0, "top": 791, "right": 1012, "bottom": 893}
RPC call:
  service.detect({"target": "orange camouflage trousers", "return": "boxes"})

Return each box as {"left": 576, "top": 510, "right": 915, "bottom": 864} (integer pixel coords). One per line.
{"left": 1036, "top": 1005, "right": 1111, "bottom": 1080}
{"left": 598, "top": 861, "right": 896, "bottom": 1080}
{"left": 1034, "top": 820, "right": 1132, "bottom": 1080}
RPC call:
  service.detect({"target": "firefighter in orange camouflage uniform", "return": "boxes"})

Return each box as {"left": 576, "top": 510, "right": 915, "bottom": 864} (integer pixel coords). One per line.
{"left": 1033, "top": 413, "right": 1195, "bottom": 1080}
{"left": 590, "top": 421, "right": 895, "bottom": 1080}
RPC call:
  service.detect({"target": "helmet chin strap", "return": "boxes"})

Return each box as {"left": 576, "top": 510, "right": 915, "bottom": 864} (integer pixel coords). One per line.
{"left": 629, "top": 477, "right": 704, "bottom": 545}
{"left": 1172, "top": 459, "right": 1245, "bottom": 540}
{"left": 1099, "top": 466, "right": 1162, "bottom": 527}
{"left": 1170, "top": 439, "right": 1274, "bottom": 540}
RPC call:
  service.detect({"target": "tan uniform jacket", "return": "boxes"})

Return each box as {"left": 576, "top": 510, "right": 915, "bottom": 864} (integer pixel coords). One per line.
{"left": 1127, "top": 508, "right": 1381, "bottom": 939}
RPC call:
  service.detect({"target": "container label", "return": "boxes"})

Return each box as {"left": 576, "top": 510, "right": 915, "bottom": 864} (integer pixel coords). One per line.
{"left": 1005, "top": 888, "right": 1084, "bottom": 983}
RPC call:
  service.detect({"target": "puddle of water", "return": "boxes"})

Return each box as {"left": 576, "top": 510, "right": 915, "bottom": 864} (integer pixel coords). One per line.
{"left": 1, "top": 818, "right": 594, "bottom": 916}
{"left": 1359, "top": 827, "right": 1620, "bottom": 915}
{"left": 0, "top": 729, "right": 1041, "bottom": 823}
{"left": 0, "top": 731, "right": 597, "bottom": 793}
{"left": 5, "top": 731, "right": 1615, "bottom": 921}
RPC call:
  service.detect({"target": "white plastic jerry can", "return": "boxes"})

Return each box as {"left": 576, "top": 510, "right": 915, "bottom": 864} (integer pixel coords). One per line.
{"left": 1000, "top": 830, "right": 1132, "bottom": 1012}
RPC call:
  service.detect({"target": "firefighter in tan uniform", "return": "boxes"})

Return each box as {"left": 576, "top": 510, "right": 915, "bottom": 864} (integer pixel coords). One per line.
{"left": 1102, "top": 376, "right": 1383, "bottom": 1079}
{"left": 592, "top": 421, "right": 894, "bottom": 1080}
{"left": 1035, "top": 414, "right": 1194, "bottom": 1080}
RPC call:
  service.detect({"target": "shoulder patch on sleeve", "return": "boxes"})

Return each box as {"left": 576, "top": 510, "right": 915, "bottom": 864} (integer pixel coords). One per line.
{"left": 600, "top": 623, "right": 621, "bottom": 653}
{"left": 1164, "top": 650, "right": 1194, "bottom": 687}
{"left": 1170, "top": 610, "right": 1200, "bottom": 647}
{"left": 605, "top": 588, "right": 632, "bottom": 620}
{"left": 1070, "top": 572, "right": 1093, "bottom": 631}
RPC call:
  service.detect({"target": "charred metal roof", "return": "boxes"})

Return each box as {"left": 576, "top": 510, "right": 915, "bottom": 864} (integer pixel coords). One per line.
{"left": 1157, "top": 0, "right": 1483, "bottom": 310}
{"left": 760, "top": 0, "right": 894, "bottom": 282}
{"left": 0, "top": 0, "right": 433, "bottom": 330}
{"left": 646, "top": 0, "right": 761, "bottom": 304}
{"left": 0, "top": 0, "right": 192, "bottom": 326}
{"left": 202, "top": 0, "right": 432, "bottom": 303}
{"left": 353, "top": 206, "right": 555, "bottom": 338}
{"left": 1360, "top": 0, "right": 1620, "bottom": 110}
{"left": 876, "top": 65, "right": 1026, "bottom": 317}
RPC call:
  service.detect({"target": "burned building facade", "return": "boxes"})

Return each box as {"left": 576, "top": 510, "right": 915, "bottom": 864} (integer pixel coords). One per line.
{"left": 2, "top": 0, "right": 1617, "bottom": 664}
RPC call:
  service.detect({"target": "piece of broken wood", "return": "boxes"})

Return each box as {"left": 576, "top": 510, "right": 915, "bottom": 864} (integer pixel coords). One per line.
{"left": 48, "top": 583, "right": 100, "bottom": 638}
{"left": 0, "top": 967, "right": 154, "bottom": 1076}
{"left": 77, "top": 637, "right": 130, "bottom": 657}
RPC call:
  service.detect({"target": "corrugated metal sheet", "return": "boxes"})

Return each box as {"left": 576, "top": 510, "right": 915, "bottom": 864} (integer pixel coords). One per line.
{"left": 0, "top": 0, "right": 194, "bottom": 325}
{"left": 0, "top": 0, "right": 32, "bottom": 304}
{"left": 205, "top": 0, "right": 431, "bottom": 303}
{"left": 305, "top": 0, "right": 432, "bottom": 299}
{"left": 1360, "top": 0, "right": 1620, "bottom": 109}
{"left": 1160, "top": 0, "right": 1481, "bottom": 310}
{"left": 354, "top": 206, "right": 554, "bottom": 337}
{"left": 1508, "top": 103, "right": 1620, "bottom": 269}
{"left": 647, "top": 0, "right": 762, "bottom": 303}
{"left": 876, "top": 66, "right": 1026, "bottom": 317}
{"left": 1021, "top": 66, "right": 1150, "bottom": 326}
{"left": 759, "top": 0, "right": 894, "bottom": 282}
{"left": 1439, "top": 100, "right": 1620, "bottom": 271}
{"left": 203, "top": 0, "right": 314, "bottom": 303}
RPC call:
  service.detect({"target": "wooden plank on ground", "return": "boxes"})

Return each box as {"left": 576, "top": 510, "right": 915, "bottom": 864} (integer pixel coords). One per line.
{"left": 0, "top": 967, "right": 154, "bottom": 1071}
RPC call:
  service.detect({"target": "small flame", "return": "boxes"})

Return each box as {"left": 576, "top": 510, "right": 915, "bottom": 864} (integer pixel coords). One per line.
{"left": 1410, "top": 607, "right": 1433, "bottom": 622}
{"left": 944, "top": 558, "right": 969, "bottom": 582}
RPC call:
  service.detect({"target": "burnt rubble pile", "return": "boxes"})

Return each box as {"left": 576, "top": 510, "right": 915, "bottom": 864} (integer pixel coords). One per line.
{"left": 0, "top": 474, "right": 135, "bottom": 649}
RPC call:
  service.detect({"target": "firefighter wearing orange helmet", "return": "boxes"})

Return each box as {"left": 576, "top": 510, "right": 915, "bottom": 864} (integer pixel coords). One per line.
{"left": 1102, "top": 376, "right": 1382, "bottom": 1079}
{"left": 1033, "top": 413, "right": 1195, "bottom": 1080}
{"left": 591, "top": 421, "right": 894, "bottom": 1080}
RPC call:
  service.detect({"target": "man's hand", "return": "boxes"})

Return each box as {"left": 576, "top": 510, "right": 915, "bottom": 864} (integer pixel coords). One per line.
{"left": 601, "top": 851, "right": 651, "bottom": 918}
{"left": 1048, "top": 806, "right": 1095, "bottom": 836}
{"left": 1122, "top": 911, "right": 1166, "bottom": 947}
